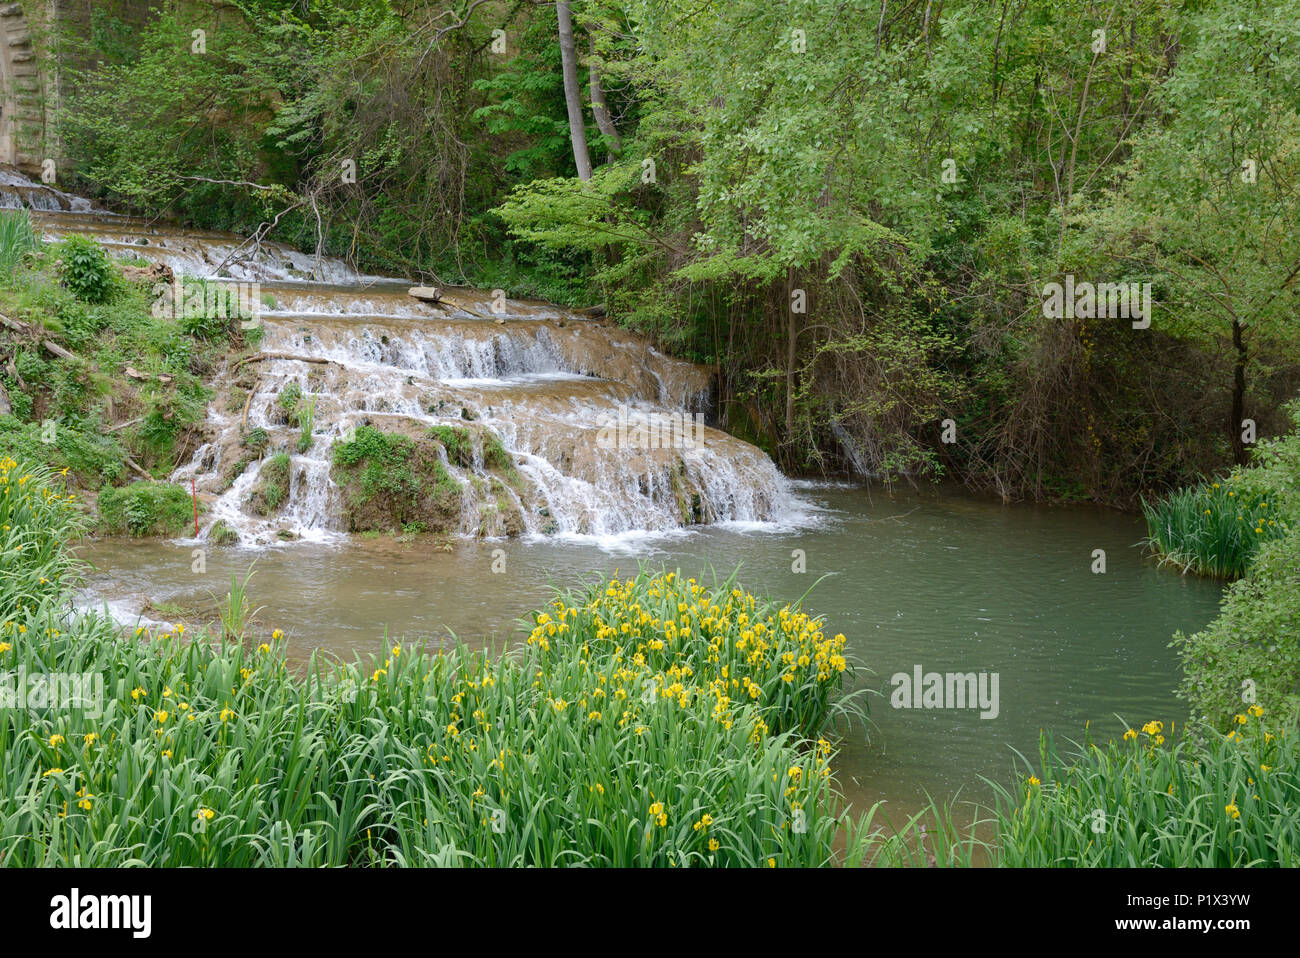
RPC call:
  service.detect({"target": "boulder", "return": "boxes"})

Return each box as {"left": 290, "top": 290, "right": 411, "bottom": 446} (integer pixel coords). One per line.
{"left": 120, "top": 262, "right": 174, "bottom": 284}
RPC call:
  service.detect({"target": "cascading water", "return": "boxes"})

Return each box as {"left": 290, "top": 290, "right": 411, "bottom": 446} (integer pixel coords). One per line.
{"left": 19, "top": 174, "right": 799, "bottom": 545}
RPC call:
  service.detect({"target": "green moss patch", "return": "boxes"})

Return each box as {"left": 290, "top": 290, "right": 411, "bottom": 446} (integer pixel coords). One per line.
{"left": 98, "top": 481, "right": 193, "bottom": 536}
{"left": 248, "top": 452, "right": 291, "bottom": 516}
{"left": 332, "top": 426, "right": 462, "bottom": 533}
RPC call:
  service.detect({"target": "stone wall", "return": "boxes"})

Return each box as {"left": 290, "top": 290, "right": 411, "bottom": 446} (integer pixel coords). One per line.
{"left": 0, "top": 1, "right": 50, "bottom": 171}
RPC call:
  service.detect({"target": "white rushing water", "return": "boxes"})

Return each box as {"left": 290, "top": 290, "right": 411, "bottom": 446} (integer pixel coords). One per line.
{"left": 17, "top": 172, "right": 804, "bottom": 546}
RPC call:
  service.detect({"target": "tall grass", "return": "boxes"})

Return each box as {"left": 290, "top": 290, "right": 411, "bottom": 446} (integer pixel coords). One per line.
{"left": 0, "top": 466, "right": 870, "bottom": 867}
{"left": 297, "top": 393, "right": 317, "bottom": 453}
{"left": 0, "top": 458, "right": 81, "bottom": 620}
{"left": 0, "top": 209, "right": 39, "bottom": 277}
{"left": 1142, "top": 478, "right": 1289, "bottom": 578}
{"left": 873, "top": 716, "right": 1300, "bottom": 867}
{"left": 986, "top": 715, "right": 1299, "bottom": 866}
{"left": 211, "top": 563, "right": 263, "bottom": 642}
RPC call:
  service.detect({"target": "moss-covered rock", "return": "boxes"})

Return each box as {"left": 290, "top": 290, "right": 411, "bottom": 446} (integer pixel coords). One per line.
{"left": 208, "top": 518, "right": 240, "bottom": 544}
{"left": 273, "top": 382, "right": 302, "bottom": 424}
{"left": 426, "top": 423, "right": 521, "bottom": 486}
{"left": 428, "top": 424, "right": 475, "bottom": 468}
{"left": 247, "top": 453, "right": 291, "bottom": 516}
{"left": 98, "top": 481, "right": 193, "bottom": 536}
{"left": 331, "top": 426, "right": 462, "bottom": 533}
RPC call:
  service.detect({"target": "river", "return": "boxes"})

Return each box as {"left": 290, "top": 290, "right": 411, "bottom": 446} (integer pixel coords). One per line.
{"left": 78, "top": 481, "right": 1224, "bottom": 820}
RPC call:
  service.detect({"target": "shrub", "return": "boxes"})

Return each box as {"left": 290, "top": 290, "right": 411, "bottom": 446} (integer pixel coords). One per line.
{"left": 1173, "top": 528, "right": 1300, "bottom": 730}
{"left": 276, "top": 382, "right": 302, "bottom": 420}
{"left": 54, "top": 235, "right": 115, "bottom": 303}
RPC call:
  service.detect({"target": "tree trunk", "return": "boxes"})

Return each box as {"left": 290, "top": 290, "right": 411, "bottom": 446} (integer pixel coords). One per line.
{"left": 557, "top": 3, "right": 593, "bottom": 181}
{"left": 588, "top": 37, "right": 622, "bottom": 157}
{"left": 785, "top": 275, "right": 797, "bottom": 443}
{"left": 1232, "top": 318, "right": 1247, "bottom": 465}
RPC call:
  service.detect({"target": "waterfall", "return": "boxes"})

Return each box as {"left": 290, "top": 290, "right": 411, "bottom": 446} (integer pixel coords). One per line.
{"left": 22, "top": 186, "right": 801, "bottom": 546}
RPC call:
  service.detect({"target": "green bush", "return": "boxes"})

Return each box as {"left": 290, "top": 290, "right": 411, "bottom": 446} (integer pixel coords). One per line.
{"left": 54, "top": 235, "right": 115, "bottom": 304}
{"left": 98, "top": 481, "right": 193, "bottom": 536}
{"left": 277, "top": 382, "right": 302, "bottom": 417}
{"left": 1173, "top": 528, "right": 1300, "bottom": 730}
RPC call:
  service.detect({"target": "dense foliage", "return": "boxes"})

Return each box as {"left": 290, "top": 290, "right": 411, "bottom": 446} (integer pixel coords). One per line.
{"left": 0, "top": 210, "right": 239, "bottom": 524}
{"left": 56, "top": 0, "right": 1300, "bottom": 503}
{"left": 1161, "top": 405, "right": 1300, "bottom": 729}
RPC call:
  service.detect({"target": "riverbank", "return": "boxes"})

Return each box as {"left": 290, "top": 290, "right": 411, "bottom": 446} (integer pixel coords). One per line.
{"left": 10, "top": 457, "right": 1300, "bottom": 866}
{"left": 4, "top": 461, "right": 870, "bottom": 866}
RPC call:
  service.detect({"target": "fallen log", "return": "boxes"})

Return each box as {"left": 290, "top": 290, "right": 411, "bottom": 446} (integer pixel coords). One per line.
{"left": 409, "top": 286, "right": 442, "bottom": 303}
{"left": 43, "top": 340, "right": 76, "bottom": 361}
{"left": 124, "top": 456, "right": 152, "bottom": 480}
{"left": 106, "top": 416, "right": 144, "bottom": 434}
{"left": 234, "top": 352, "right": 339, "bottom": 370}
